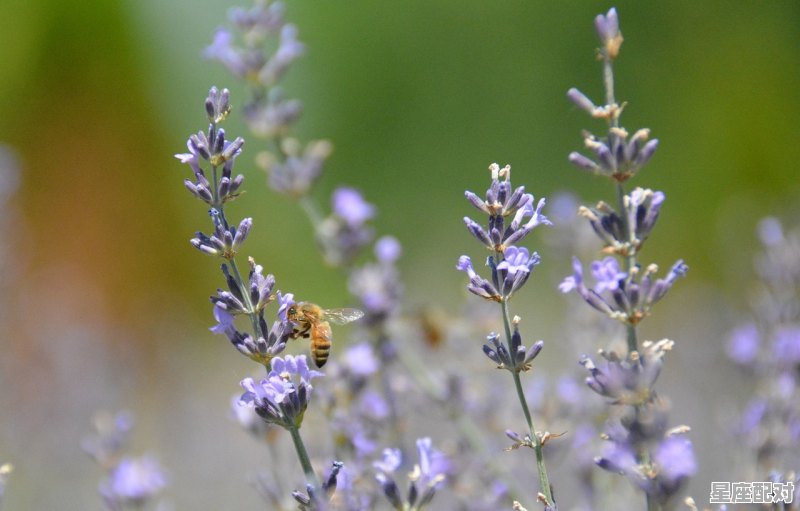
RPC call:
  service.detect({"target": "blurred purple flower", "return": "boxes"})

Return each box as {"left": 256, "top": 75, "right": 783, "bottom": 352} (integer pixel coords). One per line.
{"left": 772, "top": 326, "right": 800, "bottom": 366}
{"left": 415, "top": 437, "right": 450, "bottom": 490}
{"left": 375, "top": 235, "right": 402, "bottom": 264}
{"left": 726, "top": 323, "right": 760, "bottom": 365}
{"left": 654, "top": 437, "right": 697, "bottom": 483}
{"left": 373, "top": 448, "right": 402, "bottom": 474}
{"left": 100, "top": 456, "right": 167, "bottom": 508}
{"left": 342, "top": 342, "right": 379, "bottom": 377}
{"left": 358, "top": 390, "right": 389, "bottom": 420}
{"left": 333, "top": 187, "right": 375, "bottom": 228}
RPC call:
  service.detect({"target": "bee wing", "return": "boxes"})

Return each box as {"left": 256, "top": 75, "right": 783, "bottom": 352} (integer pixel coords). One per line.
{"left": 323, "top": 308, "right": 365, "bottom": 325}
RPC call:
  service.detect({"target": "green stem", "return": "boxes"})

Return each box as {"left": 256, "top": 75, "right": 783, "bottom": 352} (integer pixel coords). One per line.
{"left": 299, "top": 195, "right": 325, "bottom": 227}
{"left": 500, "top": 299, "right": 554, "bottom": 506}
{"left": 603, "top": 58, "right": 616, "bottom": 112}
{"left": 287, "top": 422, "right": 319, "bottom": 491}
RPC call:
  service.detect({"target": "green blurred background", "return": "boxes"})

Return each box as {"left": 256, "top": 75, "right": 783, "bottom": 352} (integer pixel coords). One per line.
{"left": 1, "top": 0, "right": 799, "bottom": 508}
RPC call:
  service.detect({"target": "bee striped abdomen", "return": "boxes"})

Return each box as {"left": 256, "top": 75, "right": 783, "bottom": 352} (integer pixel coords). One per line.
{"left": 309, "top": 321, "right": 332, "bottom": 368}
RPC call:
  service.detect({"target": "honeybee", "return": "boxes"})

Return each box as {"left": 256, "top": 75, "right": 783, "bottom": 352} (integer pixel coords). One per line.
{"left": 287, "top": 302, "right": 365, "bottom": 368}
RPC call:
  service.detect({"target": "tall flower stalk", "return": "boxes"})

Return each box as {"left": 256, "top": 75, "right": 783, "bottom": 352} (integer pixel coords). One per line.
{"left": 561, "top": 8, "right": 695, "bottom": 510}
{"left": 457, "top": 163, "right": 555, "bottom": 509}
{"left": 727, "top": 218, "right": 800, "bottom": 481}
{"left": 206, "top": 0, "right": 409, "bottom": 459}
{"left": 176, "top": 87, "right": 334, "bottom": 498}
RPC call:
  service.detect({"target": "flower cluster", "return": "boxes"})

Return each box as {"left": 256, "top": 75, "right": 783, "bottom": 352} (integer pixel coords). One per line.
{"left": 210, "top": 262, "right": 294, "bottom": 366}
{"left": 176, "top": 87, "right": 245, "bottom": 207}
{"left": 374, "top": 438, "right": 450, "bottom": 511}
{"left": 99, "top": 456, "right": 168, "bottom": 511}
{"left": 239, "top": 355, "right": 323, "bottom": 429}
{"left": 316, "top": 187, "right": 376, "bottom": 267}
{"left": 458, "top": 163, "right": 549, "bottom": 302}
{"left": 348, "top": 236, "right": 403, "bottom": 325}
{"left": 206, "top": 0, "right": 331, "bottom": 198}
{"left": 483, "top": 319, "right": 543, "bottom": 373}
{"left": 291, "top": 461, "right": 346, "bottom": 510}
{"left": 578, "top": 187, "right": 664, "bottom": 257}
{"left": 581, "top": 342, "right": 696, "bottom": 505}
{"left": 560, "top": 256, "right": 687, "bottom": 325}
{"left": 463, "top": 163, "right": 550, "bottom": 254}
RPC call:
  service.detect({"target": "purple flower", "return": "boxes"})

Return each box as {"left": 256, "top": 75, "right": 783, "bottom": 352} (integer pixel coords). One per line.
{"left": 561, "top": 257, "right": 687, "bottom": 325}
{"left": 414, "top": 437, "right": 450, "bottom": 490}
{"left": 590, "top": 257, "right": 626, "bottom": 293}
{"left": 726, "top": 323, "right": 760, "bottom": 365}
{"left": 757, "top": 216, "right": 784, "bottom": 246}
{"left": 495, "top": 246, "right": 541, "bottom": 298}
{"left": 349, "top": 237, "right": 403, "bottom": 319}
{"left": 373, "top": 438, "right": 449, "bottom": 510}
{"left": 594, "top": 7, "right": 623, "bottom": 59}
{"left": 313, "top": 187, "right": 377, "bottom": 266}
{"left": 497, "top": 246, "right": 535, "bottom": 275}
{"left": 272, "top": 354, "right": 323, "bottom": 385}
{"left": 100, "top": 456, "right": 167, "bottom": 507}
{"left": 81, "top": 411, "right": 135, "bottom": 467}
{"left": 580, "top": 340, "right": 672, "bottom": 405}
{"left": 772, "top": 326, "right": 800, "bottom": 366}
{"left": 654, "top": 437, "right": 697, "bottom": 483}
{"left": 266, "top": 139, "right": 333, "bottom": 197}
{"left": 556, "top": 376, "right": 584, "bottom": 406}
{"left": 483, "top": 327, "right": 543, "bottom": 372}
{"left": 259, "top": 23, "right": 305, "bottom": 86}
{"left": 333, "top": 187, "right": 375, "bottom": 228}
{"left": 239, "top": 355, "right": 322, "bottom": 428}
{"left": 456, "top": 255, "right": 500, "bottom": 302}
{"left": 559, "top": 256, "right": 584, "bottom": 294}
{"left": 209, "top": 304, "right": 235, "bottom": 335}
{"left": 595, "top": 441, "right": 637, "bottom": 475}
{"left": 739, "top": 398, "right": 767, "bottom": 436}
{"left": 463, "top": 163, "right": 550, "bottom": 251}
{"left": 342, "top": 342, "right": 379, "bottom": 377}
{"left": 204, "top": 28, "right": 250, "bottom": 78}
{"left": 595, "top": 8, "right": 619, "bottom": 42}
{"left": 277, "top": 291, "right": 294, "bottom": 322}
{"left": 358, "top": 390, "right": 389, "bottom": 420}
{"left": 374, "top": 235, "right": 402, "bottom": 264}
{"left": 373, "top": 448, "right": 402, "bottom": 474}
{"left": 567, "top": 111, "right": 658, "bottom": 182}
{"left": 177, "top": 90, "right": 247, "bottom": 208}
{"left": 577, "top": 189, "right": 665, "bottom": 255}
{"left": 247, "top": 260, "right": 276, "bottom": 312}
